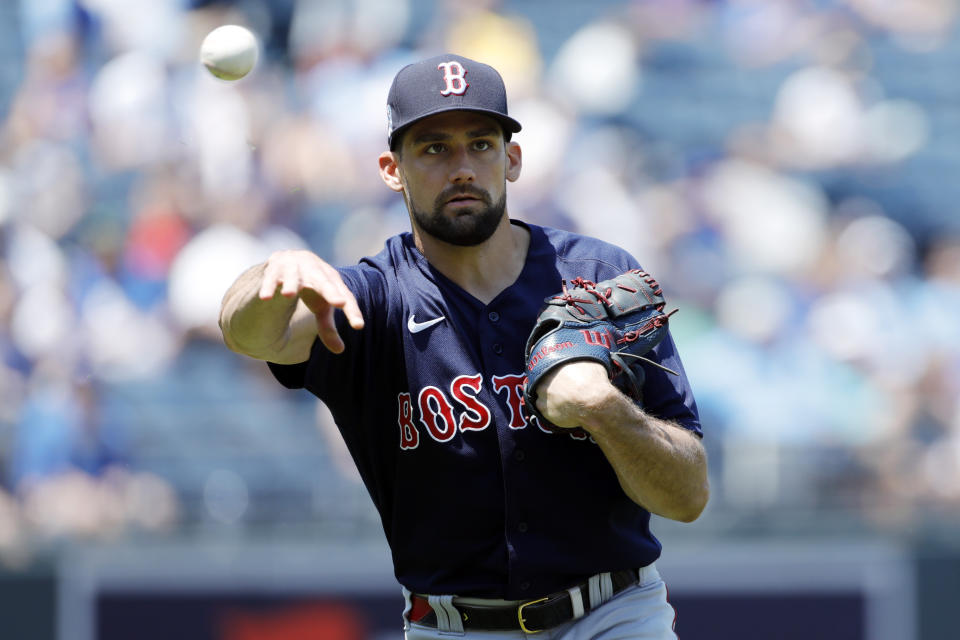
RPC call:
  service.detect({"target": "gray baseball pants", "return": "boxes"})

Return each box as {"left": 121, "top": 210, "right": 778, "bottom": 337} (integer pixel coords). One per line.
{"left": 403, "top": 564, "right": 677, "bottom": 639}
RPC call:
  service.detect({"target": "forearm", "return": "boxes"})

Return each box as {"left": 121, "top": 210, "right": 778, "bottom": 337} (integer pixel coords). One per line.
{"left": 219, "top": 262, "right": 301, "bottom": 360}
{"left": 582, "top": 392, "right": 709, "bottom": 522}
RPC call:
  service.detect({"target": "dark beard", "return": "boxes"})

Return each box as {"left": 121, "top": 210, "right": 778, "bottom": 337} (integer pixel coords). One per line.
{"left": 410, "top": 186, "right": 506, "bottom": 247}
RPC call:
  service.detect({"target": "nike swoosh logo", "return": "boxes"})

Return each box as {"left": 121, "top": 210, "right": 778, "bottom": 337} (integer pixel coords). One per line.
{"left": 407, "top": 314, "right": 446, "bottom": 334}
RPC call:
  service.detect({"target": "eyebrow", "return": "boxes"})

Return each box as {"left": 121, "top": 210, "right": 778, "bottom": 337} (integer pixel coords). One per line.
{"left": 411, "top": 127, "right": 500, "bottom": 145}
{"left": 467, "top": 127, "right": 499, "bottom": 139}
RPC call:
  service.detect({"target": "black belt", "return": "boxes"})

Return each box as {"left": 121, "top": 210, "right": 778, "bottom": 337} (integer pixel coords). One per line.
{"left": 411, "top": 569, "right": 640, "bottom": 633}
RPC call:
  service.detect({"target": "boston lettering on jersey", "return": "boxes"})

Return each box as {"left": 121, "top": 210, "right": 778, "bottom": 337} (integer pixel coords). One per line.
{"left": 397, "top": 371, "right": 592, "bottom": 449}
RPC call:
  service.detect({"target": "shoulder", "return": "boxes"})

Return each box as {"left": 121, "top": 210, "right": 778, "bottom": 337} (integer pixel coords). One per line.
{"left": 338, "top": 233, "right": 413, "bottom": 288}
{"left": 337, "top": 232, "right": 435, "bottom": 308}
{"left": 522, "top": 221, "right": 640, "bottom": 276}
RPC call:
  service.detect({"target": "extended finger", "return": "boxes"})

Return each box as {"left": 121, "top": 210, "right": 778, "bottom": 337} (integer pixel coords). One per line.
{"left": 318, "top": 263, "right": 364, "bottom": 329}
{"left": 339, "top": 285, "right": 365, "bottom": 330}
{"left": 299, "top": 276, "right": 344, "bottom": 314}
{"left": 315, "top": 305, "right": 346, "bottom": 354}
{"left": 259, "top": 260, "right": 282, "bottom": 300}
{"left": 279, "top": 261, "right": 301, "bottom": 297}
{"left": 314, "top": 261, "right": 348, "bottom": 305}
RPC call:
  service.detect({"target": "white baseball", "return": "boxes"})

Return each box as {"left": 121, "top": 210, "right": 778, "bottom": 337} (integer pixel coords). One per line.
{"left": 200, "top": 25, "right": 258, "bottom": 81}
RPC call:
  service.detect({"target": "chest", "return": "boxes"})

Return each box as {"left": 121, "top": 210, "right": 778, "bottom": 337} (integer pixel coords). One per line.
{"left": 395, "top": 285, "right": 543, "bottom": 445}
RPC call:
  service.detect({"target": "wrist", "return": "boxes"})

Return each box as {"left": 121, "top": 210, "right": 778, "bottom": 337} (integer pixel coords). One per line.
{"left": 578, "top": 383, "right": 637, "bottom": 435}
{"left": 225, "top": 287, "right": 298, "bottom": 353}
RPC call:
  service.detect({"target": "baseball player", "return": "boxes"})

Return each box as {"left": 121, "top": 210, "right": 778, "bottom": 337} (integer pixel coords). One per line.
{"left": 220, "top": 54, "right": 708, "bottom": 639}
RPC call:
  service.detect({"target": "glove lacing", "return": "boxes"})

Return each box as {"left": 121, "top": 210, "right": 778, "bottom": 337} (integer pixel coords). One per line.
{"left": 553, "top": 274, "right": 681, "bottom": 390}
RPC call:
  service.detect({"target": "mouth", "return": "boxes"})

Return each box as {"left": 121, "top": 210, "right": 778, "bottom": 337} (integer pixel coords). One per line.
{"left": 445, "top": 192, "right": 485, "bottom": 208}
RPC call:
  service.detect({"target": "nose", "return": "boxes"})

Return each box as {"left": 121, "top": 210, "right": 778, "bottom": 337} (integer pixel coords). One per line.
{"left": 449, "top": 146, "right": 476, "bottom": 184}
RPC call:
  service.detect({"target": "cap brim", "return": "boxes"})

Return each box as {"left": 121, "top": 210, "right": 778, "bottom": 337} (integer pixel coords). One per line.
{"left": 389, "top": 106, "right": 522, "bottom": 148}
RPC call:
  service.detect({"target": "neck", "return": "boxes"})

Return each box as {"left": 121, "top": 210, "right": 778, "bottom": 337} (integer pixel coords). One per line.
{"left": 413, "top": 214, "right": 530, "bottom": 304}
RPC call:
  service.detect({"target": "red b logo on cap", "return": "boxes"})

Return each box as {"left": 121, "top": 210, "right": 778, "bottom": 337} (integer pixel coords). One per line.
{"left": 437, "top": 61, "right": 469, "bottom": 96}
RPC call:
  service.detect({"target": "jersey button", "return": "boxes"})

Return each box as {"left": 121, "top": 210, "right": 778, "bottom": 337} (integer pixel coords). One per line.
{"left": 518, "top": 522, "right": 529, "bottom": 533}
{"left": 514, "top": 450, "right": 525, "bottom": 462}
{"left": 492, "top": 343, "right": 503, "bottom": 354}
{"left": 488, "top": 311, "right": 500, "bottom": 322}
{"left": 520, "top": 581, "right": 531, "bottom": 591}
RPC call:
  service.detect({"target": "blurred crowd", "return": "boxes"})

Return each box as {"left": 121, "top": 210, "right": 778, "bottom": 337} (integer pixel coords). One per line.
{"left": 1, "top": 0, "right": 959, "bottom": 566}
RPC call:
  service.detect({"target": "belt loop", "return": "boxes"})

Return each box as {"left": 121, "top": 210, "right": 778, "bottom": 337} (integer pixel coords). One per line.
{"left": 401, "top": 586, "right": 413, "bottom": 631}
{"left": 427, "top": 594, "right": 465, "bottom": 635}
{"left": 587, "top": 571, "right": 615, "bottom": 609}
{"left": 587, "top": 573, "right": 600, "bottom": 609}
{"left": 600, "top": 571, "right": 614, "bottom": 602}
{"left": 566, "top": 586, "right": 586, "bottom": 619}
{"left": 638, "top": 563, "right": 658, "bottom": 587}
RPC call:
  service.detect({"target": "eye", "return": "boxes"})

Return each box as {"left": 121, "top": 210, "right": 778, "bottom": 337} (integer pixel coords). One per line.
{"left": 473, "top": 140, "right": 492, "bottom": 151}
{"left": 424, "top": 143, "right": 446, "bottom": 155}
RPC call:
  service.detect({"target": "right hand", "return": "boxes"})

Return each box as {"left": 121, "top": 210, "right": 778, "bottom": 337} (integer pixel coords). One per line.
{"left": 259, "top": 250, "right": 365, "bottom": 353}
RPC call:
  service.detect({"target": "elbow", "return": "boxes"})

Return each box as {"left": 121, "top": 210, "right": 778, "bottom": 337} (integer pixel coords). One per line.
{"left": 653, "top": 478, "right": 709, "bottom": 523}
{"left": 676, "top": 489, "right": 709, "bottom": 523}
{"left": 674, "top": 479, "right": 710, "bottom": 523}
{"left": 674, "top": 438, "right": 710, "bottom": 522}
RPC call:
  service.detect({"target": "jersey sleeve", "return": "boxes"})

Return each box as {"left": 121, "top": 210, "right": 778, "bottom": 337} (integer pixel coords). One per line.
{"left": 266, "top": 263, "right": 387, "bottom": 390}
{"left": 637, "top": 330, "right": 702, "bottom": 437}
{"left": 268, "top": 359, "right": 309, "bottom": 389}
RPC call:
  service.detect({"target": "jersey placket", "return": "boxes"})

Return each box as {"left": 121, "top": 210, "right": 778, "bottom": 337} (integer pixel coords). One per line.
{"left": 477, "top": 296, "right": 536, "bottom": 596}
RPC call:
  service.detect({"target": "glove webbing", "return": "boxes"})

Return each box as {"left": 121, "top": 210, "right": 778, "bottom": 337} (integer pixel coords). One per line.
{"left": 553, "top": 271, "right": 666, "bottom": 315}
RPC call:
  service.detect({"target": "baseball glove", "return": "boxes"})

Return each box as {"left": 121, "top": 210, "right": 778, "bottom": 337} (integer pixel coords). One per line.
{"left": 523, "top": 269, "right": 678, "bottom": 432}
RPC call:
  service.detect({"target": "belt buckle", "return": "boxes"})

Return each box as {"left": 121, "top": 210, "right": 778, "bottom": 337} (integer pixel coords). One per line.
{"left": 517, "top": 596, "right": 549, "bottom": 634}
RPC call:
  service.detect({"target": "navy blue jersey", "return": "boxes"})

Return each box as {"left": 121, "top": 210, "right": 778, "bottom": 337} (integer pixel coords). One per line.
{"left": 268, "top": 220, "right": 701, "bottom": 599}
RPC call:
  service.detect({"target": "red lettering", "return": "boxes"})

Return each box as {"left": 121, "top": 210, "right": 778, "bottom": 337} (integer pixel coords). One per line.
{"left": 580, "top": 329, "right": 612, "bottom": 348}
{"left": 527, "top": 341, "right": 576, "bottom": 371}
{"left": 397, "top": 392, "right": 419, "bottom": 450}
{"left": 401, "top": 376, "right": 595, "bottom": 450}
{"left": 492, "top": 374, "right": 528, "bottom": 429}
{"left": 451, "top": 374, "right": 491, "bottom": 432}
{"left": 418, "top": 386, "right": 457, "bottom": 442}
{"left": 531, "top": 413, "right": 557, "bottom": 434}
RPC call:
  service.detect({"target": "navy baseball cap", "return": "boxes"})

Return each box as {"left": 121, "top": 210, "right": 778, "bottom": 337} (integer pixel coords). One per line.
{"left": 387, "top": 54, "right": 522, "bottom": 149}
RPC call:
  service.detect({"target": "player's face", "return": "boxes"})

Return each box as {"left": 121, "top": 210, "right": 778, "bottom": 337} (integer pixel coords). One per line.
{"left": 388, "top": 112, "right": 521, "bottom": 246}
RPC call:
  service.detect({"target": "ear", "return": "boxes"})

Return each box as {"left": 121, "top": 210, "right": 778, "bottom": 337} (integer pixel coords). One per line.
{"left": 379, "top": 151, "right": 404, "bottom": 192}
{"left": 505, "top": 141, "right": 522, "bottom": 183}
